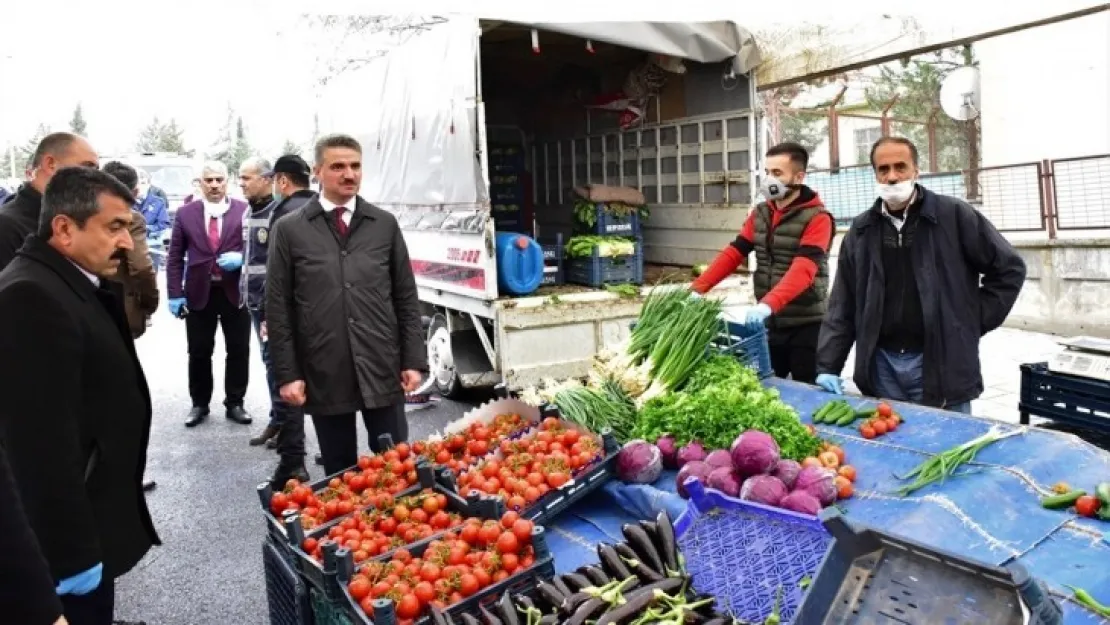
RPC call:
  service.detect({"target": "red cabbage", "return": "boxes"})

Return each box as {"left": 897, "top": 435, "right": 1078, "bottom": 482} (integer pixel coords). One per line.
{"left": 794, "top": 466, "right": 838, "bottom": 506}
{"left": 739, "top": 474, "right": 788, "bottom": 506}
{"left": 676, "top": 460, "right": 712, "bottom": 499}
{"left": 676, "top": 441, "right": 707, "bottom": 468}
{"left": 657, "top": 435, "right": 679, "bottom": 469}
{"left": 780, "top": 490, "right": 822, "bottom": 516}
{"left": 706, "top": 466, "right": 741, "bottom": 497}
{"left": 730, "top": 430, "right": 781, "bottom": 477}
{"left": 772, "top": 459, "right": 803, "bottom": 490}
{"left": 705, "top": 449, "right": 733, "bottom": 470}
{"left": 616, "top": 440, "right": 663, "bottom": 484}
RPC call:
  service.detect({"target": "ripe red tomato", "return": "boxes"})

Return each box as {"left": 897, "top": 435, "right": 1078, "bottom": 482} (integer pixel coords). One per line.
{"left": 496, "top": 531, "right": 520, "bottom": 555}
{"left": 511, "top": 519, "right": 533, "bottom": 543}
{"left": 395, "top": 593, "right": 421, "bottom": 619}
{"left": 458, "top": 573, "right": 480, "bottom": 597}
{"left": 877, "top": 403, "right": 893, "bottom": 418}
{"left": 1076, "top": 495, "right": 1101, "bottom": 517}
{"left": 500, "top": 510, "right": 520, "bottom": 529}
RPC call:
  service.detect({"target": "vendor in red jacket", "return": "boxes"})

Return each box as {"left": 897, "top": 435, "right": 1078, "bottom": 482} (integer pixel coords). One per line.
{"left": 690, "top": 142, "right": 834, "bottom": 384}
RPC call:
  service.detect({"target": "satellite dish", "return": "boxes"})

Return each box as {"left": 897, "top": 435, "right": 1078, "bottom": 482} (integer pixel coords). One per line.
{"left": 939, "top": 66, "right": 981, "bottom": 121}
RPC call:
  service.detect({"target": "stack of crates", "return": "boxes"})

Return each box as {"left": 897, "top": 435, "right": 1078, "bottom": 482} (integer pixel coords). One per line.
{"left": 566, "top": 203, "right": 644, "bottom": 288}
{"left": 489, "top": 145, "right": 527, "bottom": 233}
{"left": 539, "top": 233, "right": 565, "bottom": 287}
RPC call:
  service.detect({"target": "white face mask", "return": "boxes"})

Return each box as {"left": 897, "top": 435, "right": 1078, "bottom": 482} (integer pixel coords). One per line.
{"left": 876, "top": 180, "right": 915, "bottom": 205}
{"left": 759, "top": 176, "right": 795, "bottom": 201}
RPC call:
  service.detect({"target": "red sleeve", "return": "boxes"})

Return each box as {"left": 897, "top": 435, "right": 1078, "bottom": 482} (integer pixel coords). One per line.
{"left": 760, "top": 212, "right": 835, "bottom": 313}
{"left": 691, "top": 212, "right": 756, "bottom": 294}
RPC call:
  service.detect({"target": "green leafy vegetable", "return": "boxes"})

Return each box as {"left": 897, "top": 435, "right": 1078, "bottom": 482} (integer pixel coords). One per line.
{"left": 566, "top": 235, "right": 637, "bottom": 258}
{"left": 634, "top": 355, "right": 821, "bottom": 461}
{"left": 554, "top": 381, "right": 637, "bottom": 443}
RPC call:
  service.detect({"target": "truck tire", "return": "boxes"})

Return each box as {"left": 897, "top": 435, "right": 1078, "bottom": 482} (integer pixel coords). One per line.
{"left": 426, "top": 314, "right": 464, "bottom": 399}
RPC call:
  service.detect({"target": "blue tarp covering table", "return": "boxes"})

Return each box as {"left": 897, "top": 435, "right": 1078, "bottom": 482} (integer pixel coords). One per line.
{"left": 545, "top": 378, "right": 1110, "bottom": 624}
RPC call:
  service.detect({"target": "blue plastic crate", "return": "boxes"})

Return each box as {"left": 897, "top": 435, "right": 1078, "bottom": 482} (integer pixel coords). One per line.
{"left": 794, "top": 508, "right": 1062, "bottom": 625}
{"left": 566, "top": 239, "right": 644, "bottom": 287}
{"left": 711, "top": 321, "right": 773, "bottom": 379}
{"left": 575, "top": 202, "right": 643, "bottom": 236}
{"left": 674, "top": 479, "right": 832, "bottom": 624}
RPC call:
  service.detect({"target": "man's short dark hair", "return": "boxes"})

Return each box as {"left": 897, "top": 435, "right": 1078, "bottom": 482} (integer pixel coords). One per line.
{"left": 281, "top": 170, "right": 311, "bottom": 189}
{"left": 869, "top": 136, "right": 919, "bottom": 168}
{"left": 765, "top": 142, "right": 809, "bottom": 171}
{"left": 102, "top": 161, "right": 139, "bottom": 192}
{"left": 38, "top": 167, "right": 136, "bottom": 239}
{"left": 30, "top": 132, "right": 81, "bottom": 169}
{"left": 314, "top": 134, "right": 362, "bottom": 165}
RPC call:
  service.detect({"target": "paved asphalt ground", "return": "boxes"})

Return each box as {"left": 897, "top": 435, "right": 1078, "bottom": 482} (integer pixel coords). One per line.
{"left": 113, "top": 295, "right": 484, "bottom": 624}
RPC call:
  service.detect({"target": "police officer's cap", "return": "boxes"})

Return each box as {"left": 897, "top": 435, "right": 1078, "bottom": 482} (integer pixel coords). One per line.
{"left": 264, "top": 155, "right": 311, "bottom": 178}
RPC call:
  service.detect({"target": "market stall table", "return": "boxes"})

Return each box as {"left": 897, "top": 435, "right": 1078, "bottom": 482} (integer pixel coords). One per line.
{"left": 550, "top": 378, "right": 1110, "bottom": 624}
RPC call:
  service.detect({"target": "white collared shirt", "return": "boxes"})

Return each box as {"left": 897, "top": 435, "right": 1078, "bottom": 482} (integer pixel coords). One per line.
{"left": 203, "top": 198, "right": 230, "bottom": 235}
{"left": 318, "top": 195, "right": 356, "bottom": 226}
{"left": 69, "top": 260, "right": 100, "bottom": 286}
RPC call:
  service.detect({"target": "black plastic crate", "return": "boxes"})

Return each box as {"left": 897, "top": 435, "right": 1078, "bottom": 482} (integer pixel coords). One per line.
{"left": 260, "top": 434, "right": 422, "bottom": 543}
{"left": 321, "top": 525, "right": 555, "bottom": 625}
{"left": 279, "top": 477, "right": 506, "bottom": 595}
{"left": 539, "top": 234, "right": 565, "bottom": 287}
{"left": 575, "top": 202, "right": 643, "bottom": 236}
{"left": 448, "top": 409, "right": 621, "bottom": 525}
{"left": 264, "top": 535, "right": 314, "bottom": 625}
{"left": 1019, "top": 362, "right": 1110, "bottom": 431}
{"left": 565, "top": 239, "right": 644, "bottom": 287}
{"left": 794, "top": 509, "right": 1062, "bottom": 625}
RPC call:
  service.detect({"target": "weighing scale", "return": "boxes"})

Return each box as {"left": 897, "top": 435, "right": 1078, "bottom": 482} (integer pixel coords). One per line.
{"left": 1048, "top": 336, "right": 1110, "bottom": 383}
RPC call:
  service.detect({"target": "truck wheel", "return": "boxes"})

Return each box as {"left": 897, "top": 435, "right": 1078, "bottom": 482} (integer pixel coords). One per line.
{"left": 427, "top": 314, "right": 463, "bottom": 398}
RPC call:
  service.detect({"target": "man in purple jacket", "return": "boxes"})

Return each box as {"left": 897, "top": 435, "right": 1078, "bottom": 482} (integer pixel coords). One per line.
{"left": 166, "top": 161, "right": 253, "bottom": 428}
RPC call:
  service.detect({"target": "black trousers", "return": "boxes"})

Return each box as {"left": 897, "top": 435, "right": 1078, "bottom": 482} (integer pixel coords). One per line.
{"left": 60, "top": 577, "right": 114, "bottom": 625}
{"left": 185, "top": 286, "right": 251, "bottom": 408}
{"left": 768, "top": 321, "right": 821, "bottom": 384}
{"left": 312, "top": 403, "right": 408, "bottom": 477}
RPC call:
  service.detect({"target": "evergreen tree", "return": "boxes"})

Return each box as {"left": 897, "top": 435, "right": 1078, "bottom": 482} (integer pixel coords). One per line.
{"left": 69, "top": 103, "right": 88, "bottom": 135}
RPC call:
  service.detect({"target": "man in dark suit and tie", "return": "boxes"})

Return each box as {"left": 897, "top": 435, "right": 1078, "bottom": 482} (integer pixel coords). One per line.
{"left": 166, "top": 161, "right": 253, "bottom": 428}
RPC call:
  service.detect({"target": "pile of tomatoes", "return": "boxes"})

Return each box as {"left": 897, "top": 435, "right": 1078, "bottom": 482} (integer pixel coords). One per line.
{"left": 346, "top": 511, "right": 539, "bottom": 623}
{"left": 413, "top": 413, "right": 532, "bottom": 475}
{"left": 455, "top": 417, "right": 604, "bottom": 510}
{"left": 858, "top": 402, "right": 902, "bottom": 440}
{"left": 802, "top": 442, "right": 858, "bottom": 501}
{"left": 269, "top": 444, "right": 420, "bottom": 529}
{"left": 303, "top": 488, "right": 463, "bottom": 565}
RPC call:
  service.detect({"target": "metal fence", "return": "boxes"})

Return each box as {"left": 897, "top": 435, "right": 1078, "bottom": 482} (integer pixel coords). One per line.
{"left": 805, "top": 154, "right": 1110, "bottom": 237}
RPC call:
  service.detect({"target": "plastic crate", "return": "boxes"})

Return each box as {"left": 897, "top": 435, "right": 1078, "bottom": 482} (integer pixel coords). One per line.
{"left": 263, "top": 536, "right": 314, "bottom": 625}
{"left": 281, "top": 467, "right": 462, "bottom": 593}
{"left": 673, "top": 479, "right": 832, "bottom": 624}
{"left": 711, "top": 320, "right": 774, "bottom": 379}
{"left": 794, "top": 508, "right": 1063, "bottom": 625}
{"left": 423, "top": 398, "right": 541, "bottom": 475}
{"left": 322, "top": 525, "right": 555, "bottom": 625}
{"left": 444, "top": 409, "right": 620, "bottom": 525}
{"left": 260, "top": 435, "right": 433, "bottom": 543}
{"left": 1019, "top": 362, "right": 1110, "bottom": 430}
{"left": 575, "top": 203, "right": 643, "bottom": 236}
{"left": 566, "top": 240, "right": 644, "bottom": 287}
{"left": 539, "top": 234, "right": 565, "bottom": 287}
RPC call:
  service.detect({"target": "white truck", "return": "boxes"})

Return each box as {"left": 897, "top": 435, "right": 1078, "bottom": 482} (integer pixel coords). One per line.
{"left": 318, "top": 16, "right": 763, "bottom": 396}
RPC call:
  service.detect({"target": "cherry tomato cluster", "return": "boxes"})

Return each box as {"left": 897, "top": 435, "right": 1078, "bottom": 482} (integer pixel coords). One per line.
{"left": 303, "top": 489, "right": 463, "bottom": 565}
{"left": 859, "top": 403, "right": 902, "bottom": 440}
{"left": 803, "top": 442, "right": 858, "bottom": 500}
{"left": 346, "top": 511, "right": 538, "bottom": 624}
{"left": 270, "top": 444, "right": 419, "bottom": 529}
{"left": 456, "top": 417, "right": 603, "bottom": 510}
{"left": 413, "top": 413, "right": 532, "bottom": 475}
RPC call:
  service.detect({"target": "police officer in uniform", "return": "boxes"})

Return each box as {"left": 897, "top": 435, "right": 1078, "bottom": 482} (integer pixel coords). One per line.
{"left": 242, "top": 155, "right": 317, "bottom": 486}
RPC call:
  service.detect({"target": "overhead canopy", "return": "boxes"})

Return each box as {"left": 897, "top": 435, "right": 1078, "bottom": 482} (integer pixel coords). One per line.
{"left": 484, "top": 20, "right": 763, "bottom": 75}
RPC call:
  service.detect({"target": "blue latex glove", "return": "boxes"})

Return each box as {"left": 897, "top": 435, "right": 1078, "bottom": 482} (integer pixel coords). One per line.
{"left": 56, "top": 562, "right": 102, "bottom": 596}
{"left": 168, "top": 297, "right": 187, "bottom": 317}
{"left": 217, "top": 251, "right": 244, "bottom": 271}
{"left": 744, "top": 303, "right": 773, "bottom": 328}
{"left": 816, "top": 373, "right": 844, "bottom": 395}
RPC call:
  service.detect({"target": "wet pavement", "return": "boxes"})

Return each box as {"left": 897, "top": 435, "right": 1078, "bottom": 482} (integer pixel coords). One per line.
{"left": 113, "top": 294, "right": 483, "bottom": 624}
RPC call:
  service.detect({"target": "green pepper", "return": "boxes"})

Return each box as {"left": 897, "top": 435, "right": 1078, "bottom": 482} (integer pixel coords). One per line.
{"left": 1040, "top": 489, "right": 1086, "bottom": 510}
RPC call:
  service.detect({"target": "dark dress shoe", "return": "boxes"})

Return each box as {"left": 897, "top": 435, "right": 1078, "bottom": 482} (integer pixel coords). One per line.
{"left": 270, "top": 459, "right": 310, "bottom": 490}
{"left": 250, "top": 425, "right": 280, "bottom": 446}
{"left": 185, "top": 406, "right": 210, "bottom": 427}
{"left": 142, "top": 480, "right": 156, "bottom": 492}
{"left": 226, "top": 405, "right": 253, "bottom": 425}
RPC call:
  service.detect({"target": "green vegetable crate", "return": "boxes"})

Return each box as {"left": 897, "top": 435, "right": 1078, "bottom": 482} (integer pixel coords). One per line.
{"left": 566, "top": 236, "right": 644, "bottom": 287}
